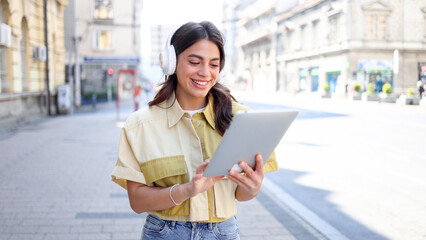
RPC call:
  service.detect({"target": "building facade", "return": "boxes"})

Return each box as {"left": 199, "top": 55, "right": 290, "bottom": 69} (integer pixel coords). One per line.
{"left": 234, "top": 0, "right": 279, "bottom": 92}
{"left": 233, "top": 0, "right": 426, "bottom": 96}
{"left": 66, "top": 0, "right": 142, "bottom": 104}
{"left": 0, "top": 0, "right": 68, "bottom": 126}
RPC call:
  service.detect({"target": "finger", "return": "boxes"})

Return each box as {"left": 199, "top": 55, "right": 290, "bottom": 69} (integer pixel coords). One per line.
{"left": 196, "top": 159, "right": 210, "bottom": 175}
{"left": 228, "top": 169, "right": 253, "bottom": 188}
{"left": 254, "top": 154, "right": 264, "bottom": 174}
{"left": 212, "top": 175, "right": 224, "bottom": 181}
{"left": 227, "top": 170, "right": 247, "bottom": 187}
{"left": 239, "top": 161, "right": 255, "bottom": 177}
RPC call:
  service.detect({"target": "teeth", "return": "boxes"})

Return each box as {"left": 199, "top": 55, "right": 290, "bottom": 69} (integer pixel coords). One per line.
{"left": 192, "top": 80, "right": 208, "bottom": 86}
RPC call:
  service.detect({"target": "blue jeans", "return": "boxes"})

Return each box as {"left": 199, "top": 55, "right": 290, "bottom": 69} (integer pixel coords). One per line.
{"left": 141, "top": 214, "right": 240, "bottom": 240}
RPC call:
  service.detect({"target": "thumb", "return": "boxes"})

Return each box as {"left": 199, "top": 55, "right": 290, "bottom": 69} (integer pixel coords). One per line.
{"left": 196, "top": 159, "right": 210, "bottom": 175}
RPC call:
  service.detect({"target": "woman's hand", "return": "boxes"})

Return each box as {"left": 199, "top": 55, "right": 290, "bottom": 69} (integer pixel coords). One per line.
{"left": 127, "top": 159, "right": 223, "bottom": 213}
{"left": 227, "top": 154, "right": 264, "bottom": 201}
{"left": 185, "top": 159, "right": 224, "bottom": 198}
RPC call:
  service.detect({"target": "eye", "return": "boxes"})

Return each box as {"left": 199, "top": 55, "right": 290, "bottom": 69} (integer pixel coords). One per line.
{"left": 189, "top": 61, "right": 200, "bottom": 65}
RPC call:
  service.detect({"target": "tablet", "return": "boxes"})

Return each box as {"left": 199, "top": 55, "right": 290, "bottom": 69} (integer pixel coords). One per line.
{"left": 203, "top": 109, "right": 298, "bottom": 177}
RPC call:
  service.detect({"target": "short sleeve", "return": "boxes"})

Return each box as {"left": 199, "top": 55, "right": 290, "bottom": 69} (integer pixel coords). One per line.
{"left": 111, "top": 125, "right": 147, "bottom": 189}
{"left": 263, "top": 152, "right": 278, "bottom": 173}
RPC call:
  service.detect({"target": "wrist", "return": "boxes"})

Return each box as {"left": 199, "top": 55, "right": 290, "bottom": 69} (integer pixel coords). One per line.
{"left": 236, "top": 186, "right": 259, "bottom": 201}
{"left": 172, "top": 183, "right": 192, "bottom": 205}
{"left": 180, "top": 182, "right": 193, "bottom": 199}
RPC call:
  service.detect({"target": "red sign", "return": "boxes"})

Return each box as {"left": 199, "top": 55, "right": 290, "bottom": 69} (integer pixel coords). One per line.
{"left": 107, "top": 68, "right": 114, "bottom": 75}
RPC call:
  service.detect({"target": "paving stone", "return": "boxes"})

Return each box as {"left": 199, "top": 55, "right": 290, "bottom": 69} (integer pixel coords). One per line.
{"left": 43, "top": 233, "right": 80, "bottom": 240}
{"left": 2, "top": 226, "right": 39, "bottom": 234}
{"left": 102, "top": 224, "right": 135, "bottom": 232}
{"left": 0, "top": 234, "right": 11, "bottom": 240}
{"left": 8, "top": 233, "right": 44, "bottom": 240}
{"left": 112, "top": 232, "right": 141, "bottom": 240}
{"left": 78, "top": 233, "right": 112, "bottom": 240}
{"left": 37, "top": 225, "right": 70, "bottom": 234}
{"left": 70, "top": 225, "right": 103, "bottom": 233}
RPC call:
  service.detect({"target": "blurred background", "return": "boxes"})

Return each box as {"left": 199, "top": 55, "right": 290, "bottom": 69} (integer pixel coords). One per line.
{"left": 1, "top": 0, "right": 426, "bottom": 118}
{"left": 1, "top": 1, "right": 426, "bottom": 240}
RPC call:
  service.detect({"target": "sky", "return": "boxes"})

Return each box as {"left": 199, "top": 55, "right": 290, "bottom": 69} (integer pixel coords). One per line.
{"left": 141, "top": 0, "right": 224, "bottom": 26}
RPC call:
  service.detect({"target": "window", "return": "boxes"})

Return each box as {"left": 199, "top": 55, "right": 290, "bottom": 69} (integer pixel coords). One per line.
{"left": 422, "top": 7, "right": 426, "bottom": 40}
{"left": 286, "top": 30, "right": 294, "bottom": 52}
{"left": 365, "top": 14, "right": 387, "bottom": 40}
{"left": 300, "top": 24, "right": 307, "bottom": 50}
{"left": 312, "top": 19, "right": 320, "bottom": 48}
{"left": 94, "top": 0, "right": 113, "bottom": 20}
{"left": 328, "top": 14, "right": 340, "bottom": 43}
{"left": 21, "top": 19, "right": 29, "bottom": 91}
{"left": 93, "top": 30, "right": 113, "bottom": 50}
{"left": 0, "top": 45, "right": 6, "bottom": 92}
{"left": 362, "top": 1, "right": 392, "bottom": 40}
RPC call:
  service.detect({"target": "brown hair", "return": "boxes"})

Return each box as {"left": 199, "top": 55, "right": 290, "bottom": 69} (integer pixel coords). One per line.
{"left": 149, "top": 21, "right": 236, "bottom": 135}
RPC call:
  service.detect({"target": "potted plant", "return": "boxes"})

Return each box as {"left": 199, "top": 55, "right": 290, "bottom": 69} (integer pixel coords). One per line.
{"left": 362, "top": 83, "right": 378, "bottom": 101}
{"left": 379, "top": 83, "right": 396, "bottom": 103}
{"left": 397, "top": 88, "right": 420, "bottom": 105}
{"left": 351, "top": 82, "right": 362, "bottom": 100}
{"left": 321, "top": 82, "right": 331, "bottom": 98}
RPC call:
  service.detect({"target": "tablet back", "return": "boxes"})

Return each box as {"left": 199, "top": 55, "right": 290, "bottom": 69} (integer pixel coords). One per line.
{"left": 203, "top": 110, "right": 298, "bottom": 177}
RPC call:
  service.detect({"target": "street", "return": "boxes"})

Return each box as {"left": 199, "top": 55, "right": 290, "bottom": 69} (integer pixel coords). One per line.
{"left": 1, "top": 93, "right": 425, "bottom": 240}
{"left": 236, "top": 91, "right": 426, "bottom": 240}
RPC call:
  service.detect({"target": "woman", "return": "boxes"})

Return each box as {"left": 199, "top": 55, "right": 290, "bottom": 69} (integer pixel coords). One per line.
{"left": 111, "top": 21, "right": 278, "bottom": 240}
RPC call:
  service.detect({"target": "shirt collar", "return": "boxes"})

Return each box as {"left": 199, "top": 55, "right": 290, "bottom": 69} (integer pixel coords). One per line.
{"left": 165, "top": 92, "right": 216, "bottom": 130}
{"left": 165, "top": 92, "right": 185, "bottom": 128}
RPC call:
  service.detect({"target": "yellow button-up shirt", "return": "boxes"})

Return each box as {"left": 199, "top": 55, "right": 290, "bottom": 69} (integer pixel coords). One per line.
{"left": 111, "top": 93, "right": 278, "bottom": 222}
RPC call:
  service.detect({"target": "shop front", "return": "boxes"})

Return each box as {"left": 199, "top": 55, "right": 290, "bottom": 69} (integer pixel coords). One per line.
{"left": 310, "top": 67, "right": 319, "bottom": 92}
{"left": 81, "top": 57, "right": 139, "bottom": 104}
{"left": 419, "top": 62, "right": 426, "bottom": 84}
{"left": 358, "top": 59, "right": 393, "bottom": 93}
{"left": 299, "top": 68, "right": 308, "bottom": 92}
{"left": 326, "top": 71, "right": 340, "bottom": 93}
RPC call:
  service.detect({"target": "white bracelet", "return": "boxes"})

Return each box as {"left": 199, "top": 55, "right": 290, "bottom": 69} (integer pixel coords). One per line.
{"left": 169, "top": 184, "right": 182, "bottom": 206}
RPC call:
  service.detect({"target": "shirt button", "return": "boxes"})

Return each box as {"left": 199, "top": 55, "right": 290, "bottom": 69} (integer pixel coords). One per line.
{"left": 197, "top": 121, "right": 201, "bottom": 125}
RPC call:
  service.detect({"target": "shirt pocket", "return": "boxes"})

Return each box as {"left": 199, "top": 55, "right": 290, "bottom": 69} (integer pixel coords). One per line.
{"left": 140, "top": 155, "right": 190, "bottom": 216}
{"left": 140, "top": 155, "right": 189, "bottom": 186}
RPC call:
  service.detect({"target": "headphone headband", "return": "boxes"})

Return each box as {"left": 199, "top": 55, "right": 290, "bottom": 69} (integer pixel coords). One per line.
{"left": 159, "top": 28, "right": 226, "bottom": 81}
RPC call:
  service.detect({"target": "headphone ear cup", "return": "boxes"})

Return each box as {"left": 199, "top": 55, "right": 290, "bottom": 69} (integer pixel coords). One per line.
{"left": 160, "top": 44, "right": 176, "bottom": 76}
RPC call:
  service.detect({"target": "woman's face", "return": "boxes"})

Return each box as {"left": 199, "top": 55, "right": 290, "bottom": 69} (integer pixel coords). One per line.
{"left": 175, "top": 39, "right": 221, "bottom": 110}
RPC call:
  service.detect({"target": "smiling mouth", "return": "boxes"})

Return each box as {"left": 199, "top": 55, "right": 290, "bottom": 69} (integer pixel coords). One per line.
{"left": 192, "top": 79, "right": 208, "bottom": 86}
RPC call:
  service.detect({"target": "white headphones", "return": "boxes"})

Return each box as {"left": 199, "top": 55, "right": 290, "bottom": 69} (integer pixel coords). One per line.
{"left": 159, "top": 31, "right": 226, "bottom": 81}
{"left": 160, "top": 31, "right": 177, "bottom": 76}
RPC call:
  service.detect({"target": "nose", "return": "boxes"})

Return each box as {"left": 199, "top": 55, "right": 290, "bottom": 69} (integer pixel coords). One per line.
{"left": 198, "top": 63, "right": 210, "bottom": 78}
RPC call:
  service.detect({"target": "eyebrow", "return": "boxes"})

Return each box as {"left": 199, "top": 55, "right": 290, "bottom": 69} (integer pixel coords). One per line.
{"left": 187, "top": 54, "right": 220, "bottom": 61}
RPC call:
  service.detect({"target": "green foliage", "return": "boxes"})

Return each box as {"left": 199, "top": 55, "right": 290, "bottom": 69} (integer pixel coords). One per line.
{"left": 353, "top": 83, "right": 361, "bottom": 93}
{"left": 367, "top": 83, "right": 375, "bottom": 94}
{"left": 406, "top": 88, "right": 414, "bottom": 96}
{"left": 382, "top": 83, "right": 392, "bottom": 94}
{"left": 322, "top": 82, "right": 329, "bottom": 92}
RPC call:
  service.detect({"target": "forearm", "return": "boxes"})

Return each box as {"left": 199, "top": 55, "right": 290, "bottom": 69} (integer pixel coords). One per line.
{"left": 127, "top": 180, "right": 191, "bottom": 214}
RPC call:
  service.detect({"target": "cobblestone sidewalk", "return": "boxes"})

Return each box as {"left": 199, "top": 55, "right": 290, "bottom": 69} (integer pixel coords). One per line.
{"left": 0, "top": 104, "right": 324, "bottom": 240}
